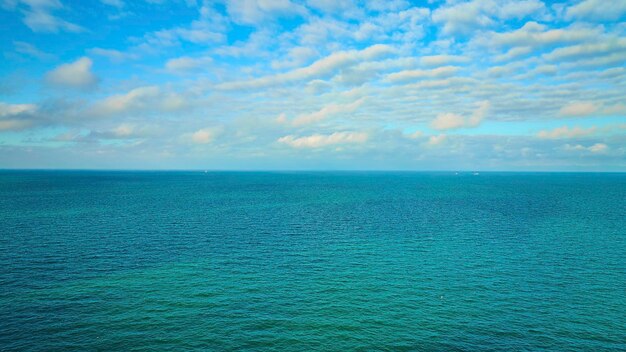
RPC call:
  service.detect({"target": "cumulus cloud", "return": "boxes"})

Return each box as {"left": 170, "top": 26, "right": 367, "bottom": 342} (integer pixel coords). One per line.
{"left": 217, "top": 44, "right": 395, "bottom": 90}
{"left": 420, "top": 55, "right": 469, "bottom": 66}
{"left": 432, "top": 0, "right": 546, "bottom": 35}
{"left": 87, "top": 123, "right": 159, "bottom": 140}
{"left": 190, "top": 128, "right": 217, "bottom": 144}
{"left": 478, "top": 21, "right": 601, "bottom": 49}
{"left": 2, "top": 0, "right": 625, "bottom": 170}
{"left": 427, "top": 134, "right": 447, "bottom": 146}
{"left": 93, "top": 86, "right": 159, "bottom": 115}
{"left": 563, "top": 143, "right": 608, "bottom": 153}
{"left": 387, "top": 66, "right": 460, "bottom": 83}
{"left": 493, "top": 46, "right": 533, "bottom": 62}
{"left": 543, "top": 39, "right": 626, "bottom": 62}
{"left": 165, "top": 56, "right": 213, "bottom": 72}
{"left": 0, "top": 102, "right": 37, "bottom": 117}
{"left": 404, "top": 130, "right": 423, "bottom": 139}
{"left": 133, "top": 4, "right": 227, "bottom": 52}
{"left": 89, "top": 48, "right": 139, "bottom": 62}
{"left": 91, "top": 86, "right": 189, "bottom": 116}
{"left": 558, "top": 102, "right": 596, "bottom": 117}
{"left": 431, "top": 101, "right": 490, "bottom": 130}
{"left": 537, "top": 126, "right": 597, "bottom": 139}
{"left": 288, "top": 98, "right": 364, "bottom": 126}
{"left": 3, "top": 0, "right": 85, "bottom": 33}
{"left": 565, "top": 0, "right": 626, "bottom": 21}
{"left": 45, "top": 57, "right": 98, "bottom": 90}
{"left": 13, "top": 41, "right": 54, "bottom": 60}
{"left": 0, "top": 102, "right": 38, "bottom": 131}
{"left": 225, "top": 0, "right": 308, "bottom": 25}
{"left": 278, "top": 131, "right": 368, "bottom": 148}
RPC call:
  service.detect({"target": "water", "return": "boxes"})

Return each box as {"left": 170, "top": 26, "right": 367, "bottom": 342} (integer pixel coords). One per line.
{"left": 1, "top": 171, "right": 625, "bottom": 351}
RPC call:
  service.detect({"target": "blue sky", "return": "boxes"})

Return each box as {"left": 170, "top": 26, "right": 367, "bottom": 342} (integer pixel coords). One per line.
{"left": 0, "top": 0, "right": 625, "bottom": 170}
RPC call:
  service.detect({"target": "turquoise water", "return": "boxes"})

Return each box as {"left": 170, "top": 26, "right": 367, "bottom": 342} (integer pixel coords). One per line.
{"left": 1, "top": 171, "right": 625, "bottom": 351}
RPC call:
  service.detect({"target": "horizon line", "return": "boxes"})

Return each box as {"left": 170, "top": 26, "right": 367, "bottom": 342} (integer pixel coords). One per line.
{"left": 1, "top": 168, "right": 625, "bottom": 174}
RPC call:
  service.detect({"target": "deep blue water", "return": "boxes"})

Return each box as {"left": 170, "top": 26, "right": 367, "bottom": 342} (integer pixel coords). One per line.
{"left": 1, "top": 171, "right": 625, "bottom": 351}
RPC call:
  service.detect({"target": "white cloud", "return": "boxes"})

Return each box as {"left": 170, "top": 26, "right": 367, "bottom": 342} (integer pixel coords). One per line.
{"left": 563, "top": 143, "right": 609, "bottom": 153}
{"left": 278, "top": 131, "right": 368, "bottom": 148}
{"left": 13, "top": 41, "right": 54, "bottom": 60}
{"left": 420, "top": 55, "right": 469, "bottom": 66}
{"left": 0, "top": 102, "right": 37, "bottom": 117}
{"left": 89, "top": 48, "right": 139, "bottom": 62}
{"left": 543, "top": 38, "right": 626, "bottom": 62}
{"left": 165, "top": 56, "right": 213, "bottom": 72}
{"left": 217, "top": 44, "right": 395, "bottom": 90}
{"left": 387, "top": 66, "right": 460, "bottom": 83}
{"left": 431, "top": 113, "right": 466, "bottom": 130}
{"left": 91, "top": 86, "right": 192, "bottom": 117}
{"left": 589, "top": 143, "right": 608, "bottom": 153}
{"left": 92, "top": 86, "right": 160, "bottom": 115}
{"left": 191, "top": 128, "right": 216, "bottom": 144}
{"left": 306, "top": 0, "right": 362, "bottom": 17}
{"left": 225, "top": 0, "right": 308, "bottom": 25}
{"left": 558, "top": 102, "right": 596, "bottom": 117}
{"left": 565, "top": 0, "right": 626, "bottom": 21}
{"left": 45, "top": 57, "right": 98, "bottom": 89}
{"left": 289, "top": 98, "right": 364, "bottom": 126}
{"left": 537, "top": 126, "right": 597, "bottom": 139}
{"left": 3, "top": 0, "right": 85, "bottom": 33}
{"left": 603, "top": 103, "right": 626, "bottom": 115}
{"left": 0, "top": 102, "right": 38, "bottom": 131}
{"left": 430, "top": 101, "right": 490, "bottom": 130}
{"left": 404, "top": 130, "right": 423, "bottom": 139}
{"left": 493, "top": 46, "right": 533, "bottom": 62}
{"left": 427, "top": 134, "right": 447, "bottom": 146}
{"left": 479, "top": 21, "right": 601, "bottom": 49}
{"left": 111, "top": 123, "right": 132, "bottom": 137}
{"left": 271, "top": 46, "right": 318, "bottom": 70}
{"left": 365, "top": 0, "right": 410, "bottom": 12}
{"left": 432, "top": 0, "right": 546, "bottom": 36}
{"left": 134, "top": 4, "right": 228, "bottom": 52}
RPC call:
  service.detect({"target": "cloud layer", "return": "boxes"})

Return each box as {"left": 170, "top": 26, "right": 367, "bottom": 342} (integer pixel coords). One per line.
{"left": 0, "top": 0, "right": 624, "bottom": 170}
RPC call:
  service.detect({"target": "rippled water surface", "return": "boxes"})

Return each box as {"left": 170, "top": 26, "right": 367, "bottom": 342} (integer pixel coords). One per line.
{"left": 1, "top": 171, "right": 625, "bottom": 351}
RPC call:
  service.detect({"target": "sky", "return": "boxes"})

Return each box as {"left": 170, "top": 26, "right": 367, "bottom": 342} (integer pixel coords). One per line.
{"left": 0, "top": 0, "right": 625, "bottom": 171}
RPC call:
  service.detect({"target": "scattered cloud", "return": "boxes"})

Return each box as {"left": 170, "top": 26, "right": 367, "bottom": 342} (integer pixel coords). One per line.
{"left": 165, "top": 56, "right": 213, "bottom": 72}
{"left": 91, "top": 86, "right": 190, "bottom": 116}
{"left": 565, "top": 0, "right": 626, "bottom": 22}
{"left": 558, "top": 102, "right": 596, "bottom": 117}
{"left": 431, "top": 101, "right": 490, "bottom": 130}
{"left": 432, "top": 0, "right": 546, "bottom": 36}
{"left": 420, "top": 55, "right": 469, "bottom": 66}
{"left": 89, "top": 48, "right": 139, "bottom": 62}
{"left": 426, "top": 134, "right": 446, "bottom": 146}
{"left": 13, "top": 41, "right": 54, "bottom": 60}
{"left": 537, "top": 126, "right": 597, "bottom": 139}
{"left": 224, "top": 0, "right": 308, "bottom": 26}
{"left": 387, "top": 66, "right": 460, "bottom": 83}
{"left": 45, "top": 57, "right": 98, "bottom": 90}
{"left": 190, "top": 127, "right": 217, "bottom": 144}
{"left": 288, "top": 98, "right": 364, "bottom": 126}
{"left": 217, "top": 44, "right": 395, "bottom": 90}
{"left": 2, "top": 0, "right": 85, "bottom": 33}
{"left": 278, "top": 131, "right": 368, "bottom": 148}
{"left": 0, "top": 102, "right": 38, "bottom": 131}
{"left": 563, "top": 142, "right": 608, "bottom": 153}
{"left": 1, "top": 1, "right": 625, "bottom": 170}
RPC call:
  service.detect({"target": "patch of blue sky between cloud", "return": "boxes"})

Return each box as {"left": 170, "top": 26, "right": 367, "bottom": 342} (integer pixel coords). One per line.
{"left": 0, "top": 0, "right": 625, "bottom": 170}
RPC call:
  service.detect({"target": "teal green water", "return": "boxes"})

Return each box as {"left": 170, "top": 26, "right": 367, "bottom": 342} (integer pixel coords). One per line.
{"left": 1, "top": 171, "right": 625, "bottom": 351}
